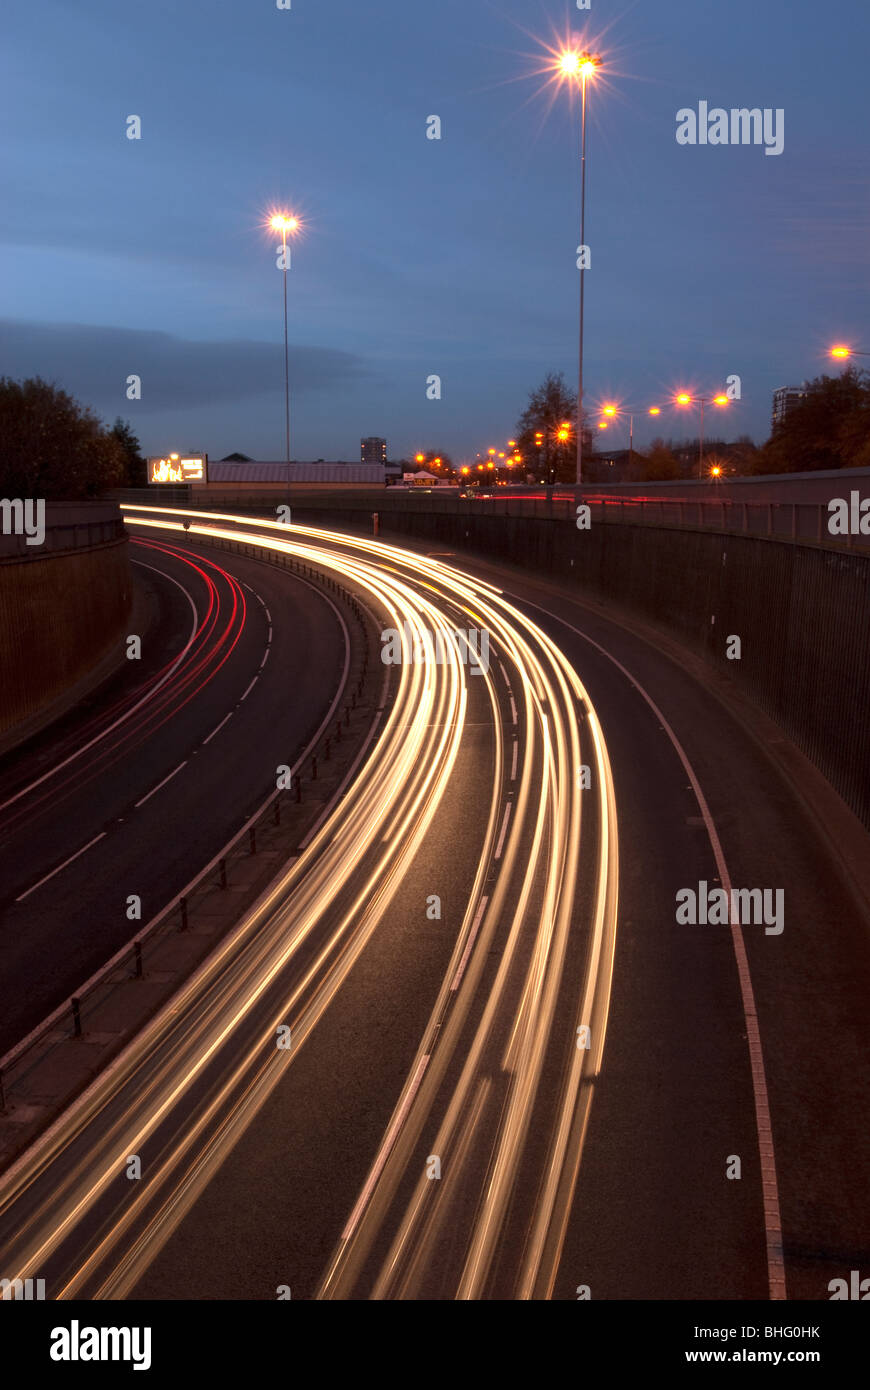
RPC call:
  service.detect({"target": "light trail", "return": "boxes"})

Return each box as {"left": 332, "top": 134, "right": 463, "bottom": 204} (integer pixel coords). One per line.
{"left": 0, "top": 508, "right": 619, "bottom": 1303}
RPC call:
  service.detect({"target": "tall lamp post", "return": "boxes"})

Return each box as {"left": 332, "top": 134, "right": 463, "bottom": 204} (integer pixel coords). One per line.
{"left": 270, "top": 214, "right": 299, "bottom": 489}
{"left": 675, "top": 391, "right": 730, "bottom": 479}
{"left": 559, "top": 49, "right": 602, "bottom": 488}
{"left": 599, "top": 403, "right": 662, "bottom": 473}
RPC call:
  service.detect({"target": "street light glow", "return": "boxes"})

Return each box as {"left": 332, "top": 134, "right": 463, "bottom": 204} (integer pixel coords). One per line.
{"left": 648, "top": 407, "right": 661, "bottom": 416}
{"left": 603, "top": 404, "right": 617, "bottom": 416}
{"left": 713, "top": 394, "right": 729, "bottom": 406}
{"left": 270, "top": 214, "right": 298, "bottom": 234}
{"left": 676, "top": 393, "right": 692, "bottom": 405}
{"left": 559, "top": 50, "right": 601, "bottom": 80}
{"left": 830, "top": 345, "right": 851, "bottom": 358}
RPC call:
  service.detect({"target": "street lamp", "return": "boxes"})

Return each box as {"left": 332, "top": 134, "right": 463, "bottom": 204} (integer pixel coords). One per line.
{"left": 599, "top": 401, "right": 663, "bottom": 469}
{"left": 674, "top": 391, "right": 730, "bottom": 478}
{"left": 558, "top": 48, "right": 602, "bottom": 487}
{"left": 270, "top": 213, "right": 299, "bottom": 483}
{"left": 830, "top": 344, "right": 870, "bottom": 359}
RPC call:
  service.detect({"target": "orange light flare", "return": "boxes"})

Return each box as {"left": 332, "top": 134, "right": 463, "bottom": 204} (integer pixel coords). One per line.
{"left": 648, "top": 407, "right": 661, "bottom": 416}
{"left": 828, "top": 343, "right": 869, "bottom": 359}
{"left": 713, "top": 394, "right": 729, "bottom": 407}
{"left": 598, "top": 421, "right": 608, "bottom": 430}
{"left": 675, "top": 393, "right": 693, "bottom": 406}
{"left": 710, "top": 465, "right": 722, "bottom": 477}
{"left": 557, "top": 49, "right": 603, "bottom": 83}
{"left": 268, "top": 212, "right": 301, "bottom": 239}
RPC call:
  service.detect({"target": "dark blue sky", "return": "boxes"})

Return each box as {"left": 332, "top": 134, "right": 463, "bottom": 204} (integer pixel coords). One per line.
{"left": 2, "top": 0, "right": 868, "bottom": 462}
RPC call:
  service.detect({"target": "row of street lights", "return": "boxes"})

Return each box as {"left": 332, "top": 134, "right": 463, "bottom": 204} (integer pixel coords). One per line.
{"left": 264, "top": 68, "right": 862, "bottom": 480}
{"left": 595, "top": 392, "right": 731, "bottom": 478}
{"left": 552, "top": 52, "right": 869, "bottom": 484}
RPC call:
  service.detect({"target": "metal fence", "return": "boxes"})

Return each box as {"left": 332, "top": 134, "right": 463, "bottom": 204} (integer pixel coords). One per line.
{"left": 113, "top": 488, "right": 869, "bottom": 553}
{"left": 0, "top": 504, "right": 125, "bottom": 560}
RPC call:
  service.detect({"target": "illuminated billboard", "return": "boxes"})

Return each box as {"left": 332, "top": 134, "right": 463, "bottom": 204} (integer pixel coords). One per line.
{"left": 147, "top": 454, "right": 208, "bottom": 484}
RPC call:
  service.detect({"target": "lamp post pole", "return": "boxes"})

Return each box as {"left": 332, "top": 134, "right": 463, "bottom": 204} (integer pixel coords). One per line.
{"left": 577, "top": 69, "right": 589, "bottom": 488}
{"left": 281, "top": 226, "right": 290, "bottom": 480}
{"left": 270, "top": 214, "right": 298, "bottom": 505}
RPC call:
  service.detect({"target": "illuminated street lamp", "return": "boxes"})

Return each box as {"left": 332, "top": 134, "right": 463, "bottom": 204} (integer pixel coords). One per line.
{"left": 675, "top": 391, "right": 730, "bottom": 478}
{"left": 830, "top": 344, "right": 870, "bottom": 359}
{"left": 269, "top": 213, "right": 299, "bottom": 477}
{"left": 599, "top": 402, "right": 641, "bottom": 467}
{"left": 558, "top": 47, "right": 602, "bottom": 485}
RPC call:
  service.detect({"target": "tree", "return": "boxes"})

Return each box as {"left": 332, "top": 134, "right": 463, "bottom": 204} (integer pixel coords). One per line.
{"left": 758, "top": 368, "right": 870, "bottom": 472}
{"left": 643, "top": 439, "right": 681, "bottom": 480}
{"left": 111, "top": 417, "right": 146, "bottom": 487}
{"left": 725, "top": 434, "right": 761, "bottom": 475}
{"left": 515, "top": 372, "right": 593, "bottom": 483}
{"left": 0, "top": 377, "right": 127, "bottom": 498}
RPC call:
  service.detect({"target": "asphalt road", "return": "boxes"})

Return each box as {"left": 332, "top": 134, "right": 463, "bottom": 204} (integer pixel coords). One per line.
{"left": 0, "top": 511, "right": 866, "bottom": 1302}
{"left": 0, "top": 534, "right": 346, "bottom": 1053}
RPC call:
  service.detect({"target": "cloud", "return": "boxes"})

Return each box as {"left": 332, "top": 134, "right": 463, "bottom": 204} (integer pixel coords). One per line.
{"left": 0, "top": 319, "right": 369, "bottom": 414}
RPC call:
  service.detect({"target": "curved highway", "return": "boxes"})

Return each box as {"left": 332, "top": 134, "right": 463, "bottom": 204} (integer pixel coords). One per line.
{"left": 1, "top": 506, "right": 865, "bottom": 1303}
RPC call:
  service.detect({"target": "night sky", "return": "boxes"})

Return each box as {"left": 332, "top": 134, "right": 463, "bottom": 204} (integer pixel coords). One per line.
{"left": 2, "top": 0, "right": 867, "bottom": 462}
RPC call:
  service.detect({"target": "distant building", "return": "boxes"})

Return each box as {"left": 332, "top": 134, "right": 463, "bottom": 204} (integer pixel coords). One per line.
{"left": 361, "top": 436, "right": 387, "bottom": 465}
{"left": 772, "top": 384, "right": 808, "bottom": 431}
{"left": 196, "top": 461, "right": 386, "bottom": 488}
